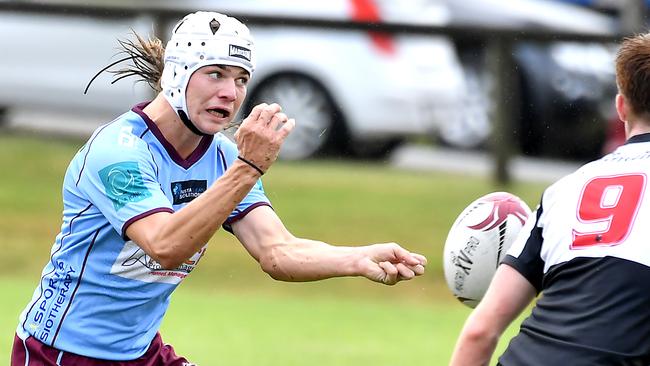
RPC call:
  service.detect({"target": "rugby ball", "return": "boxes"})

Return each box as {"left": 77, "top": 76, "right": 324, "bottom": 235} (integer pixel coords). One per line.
{"left": 443, "top": 192, "right": 531, "bottom": 308}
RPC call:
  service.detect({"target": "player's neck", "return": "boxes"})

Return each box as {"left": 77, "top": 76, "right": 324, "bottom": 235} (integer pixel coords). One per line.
{"left": 143, "top": 94, "right": 204, "bottom": 159}
{"left": 626, "top": 119, "right": 650, "bottom": 139}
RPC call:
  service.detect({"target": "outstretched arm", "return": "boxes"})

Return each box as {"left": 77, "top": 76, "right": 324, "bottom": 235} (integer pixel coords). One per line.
{"left": 449, "top": 264, "right": 536, "bottom": 366}
{"left": 232, "top": 205, "right": 427, "bottom": 285}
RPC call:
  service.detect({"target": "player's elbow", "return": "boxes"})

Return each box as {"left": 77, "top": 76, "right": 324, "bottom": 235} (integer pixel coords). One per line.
{"left": 258, "top": 243, "right": 294, "bottom": 281}
{"left": 153, "top": 253, "right": 182, "bottom": 270}
{"left": 157, "top": 257, "right": 184, "bottom": 270}
{"left": 147, "top": 244, "right": 185, "bottom": 270}
{"left": 461, "top": 320, "right": 500, "bottom": 348}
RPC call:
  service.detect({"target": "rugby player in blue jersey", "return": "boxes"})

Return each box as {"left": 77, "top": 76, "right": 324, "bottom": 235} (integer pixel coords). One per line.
{"left": 450, "top": 33, "right": 650, "bottom": 366}
{"left": 11, "top": 11, "right": 427, "bottom": 365}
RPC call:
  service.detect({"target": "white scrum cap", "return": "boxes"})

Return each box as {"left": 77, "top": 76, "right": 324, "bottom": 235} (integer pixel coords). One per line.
{"left": 161, "top": 11, "right": 255, "bottom": 121}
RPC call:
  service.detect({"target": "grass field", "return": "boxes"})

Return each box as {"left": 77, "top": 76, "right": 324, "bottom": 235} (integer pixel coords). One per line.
{"left": 0, "top": 133, "right": 549, "bottom": 365}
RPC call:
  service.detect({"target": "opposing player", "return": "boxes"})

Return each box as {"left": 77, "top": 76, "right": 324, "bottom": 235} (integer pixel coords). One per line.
{"left": 450, "top": 33, "right": 650, "bottom": 366}
{"left": 11, "top": 11, "right": 426, "bottom": 365}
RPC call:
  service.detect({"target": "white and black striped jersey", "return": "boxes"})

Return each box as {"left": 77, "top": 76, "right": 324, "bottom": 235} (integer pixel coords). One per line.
{"left": 499, "top": 133, "right": 650, "bottom": 366}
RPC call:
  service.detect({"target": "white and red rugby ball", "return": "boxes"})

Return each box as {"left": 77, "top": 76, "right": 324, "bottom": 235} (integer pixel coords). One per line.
{"left": 443, "top": 192, "right": 531, "bottom": 308}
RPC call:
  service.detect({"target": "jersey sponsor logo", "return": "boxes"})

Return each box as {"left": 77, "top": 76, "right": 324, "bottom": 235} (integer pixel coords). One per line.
{"left": 171, "top": 180, "right": 207, "bottom": 204}
{"left": 117, "top": 126, "right": 137, "bottom": 148}
{"left": 229, "top": 44, "right": 251, "bottom": 61}
{"left": 110, "top": 241, "right": 206, "bottom": 284}
{"left": 99, "top": 161, "right": 152, "bottom": 211}
{"left": 28, "top": 260, "right": 76, "bottom": 343}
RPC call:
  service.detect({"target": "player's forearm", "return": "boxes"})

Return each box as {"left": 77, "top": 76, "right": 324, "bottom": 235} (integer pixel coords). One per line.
{"left": 449, "top": 303, "right": 505, "bottom": 366}
{"left": 151, "top": 161, "right": 260, "bottom": 268}
{"left": 449, "top": 332, "right": 498, "bottom": 366}
{"left": 259, "top": 238, "right": 363, "bottom": 281}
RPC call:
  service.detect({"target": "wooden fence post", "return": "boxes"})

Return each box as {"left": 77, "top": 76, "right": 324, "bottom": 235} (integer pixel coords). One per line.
{"left": 486, "top": 37, "right": 517, "bottom": 185}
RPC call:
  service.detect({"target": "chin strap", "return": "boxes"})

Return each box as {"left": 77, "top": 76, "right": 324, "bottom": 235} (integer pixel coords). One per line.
{"left": 178, "top": 110, "right": 209, "bottom": 137}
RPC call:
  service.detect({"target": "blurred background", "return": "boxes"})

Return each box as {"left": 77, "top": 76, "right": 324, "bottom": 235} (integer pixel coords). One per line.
{"left": 0, "top": 0, "right": 637, "bottom": 163}
{"left": 0, "top": 0, "right": 644, "bottom": 364}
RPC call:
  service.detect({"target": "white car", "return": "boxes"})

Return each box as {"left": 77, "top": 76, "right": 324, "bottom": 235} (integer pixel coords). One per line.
{"left": 0, "top": 0, "right": 469, "bottom": 160}
{"left": 245, "top": 24, "right": 466, "bottom": 159}
{"left": 0, "top": 11, "right": 153, "bottom": 126}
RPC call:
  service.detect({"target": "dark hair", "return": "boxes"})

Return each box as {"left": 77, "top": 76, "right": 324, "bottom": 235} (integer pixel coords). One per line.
{"left": 84, "top": 31, "right": 165, "bottom": 94}
{"left": 616, "top": 33, "right": 650, "bottom": 118}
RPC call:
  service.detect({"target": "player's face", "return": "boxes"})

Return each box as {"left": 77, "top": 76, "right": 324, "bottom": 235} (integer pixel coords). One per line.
{"left": 185, "top": 65, "right": 249, "bottom": 134}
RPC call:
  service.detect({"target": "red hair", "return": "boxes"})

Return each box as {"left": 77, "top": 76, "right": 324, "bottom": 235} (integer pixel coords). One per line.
{"left": 616, "top": 33, "right": 650, "bottom": 118}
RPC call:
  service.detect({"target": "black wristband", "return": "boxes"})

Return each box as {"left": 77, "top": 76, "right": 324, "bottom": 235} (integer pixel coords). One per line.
{"left": 237, "top": 156, "right": 264, "bottom": 176}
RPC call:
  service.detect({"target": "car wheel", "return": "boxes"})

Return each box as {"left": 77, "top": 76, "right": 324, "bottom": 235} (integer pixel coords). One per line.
{"left": 247, "top": 74, "right": 339, "bottom": 160}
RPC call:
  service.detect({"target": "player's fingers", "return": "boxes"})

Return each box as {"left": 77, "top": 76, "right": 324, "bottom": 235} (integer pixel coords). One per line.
{"left": 389, "top": 244, "right": 421, "bottom": 266}
{"left": 258, "top": 103, "right": 282, "bottom": 124}
{"left": 378, "top": 261, "right": 398, "bottom": 285}
{"left": 277, "top": 118, "right": 296, "bottom": 139}
{"left": 269, "top": 112, "right": 288, "bottom": 131}
{"left": 411, "top": 253, "right": 428, "bottom": 266}
{"left": 408, "top": 264, "right": 426, "bottom": 276}
{"left": 396, "top": 262, "right": 416, "bottom": 280}
{"left": 246, "top": 103, "right": 268, "bottom": 122}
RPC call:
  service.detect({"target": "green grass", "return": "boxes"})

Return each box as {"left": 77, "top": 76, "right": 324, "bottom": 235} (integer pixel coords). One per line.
{"left": 2, "top": 276, "right": 527, "bottom": 366}
{"left": 0, "top": 133, "right": 547, "bottom": 364}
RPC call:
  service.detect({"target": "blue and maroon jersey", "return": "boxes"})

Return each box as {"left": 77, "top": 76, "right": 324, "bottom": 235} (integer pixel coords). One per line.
{"left": 16, "top": 102, "right": 270, "bottom": 360}
{"left": 500, "top": 133, "right": 650, "bottom": 365}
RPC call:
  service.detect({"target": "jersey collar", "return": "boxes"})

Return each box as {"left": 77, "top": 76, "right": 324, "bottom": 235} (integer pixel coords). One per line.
{"left": 625, "top": 132, "right": 650, "bottom": 145}
{"left": 132, "top": 101, "right": 213, "bottom": 169}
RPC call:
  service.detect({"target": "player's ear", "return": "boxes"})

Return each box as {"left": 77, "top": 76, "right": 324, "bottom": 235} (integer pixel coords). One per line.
{"left": 616, "top": 93, "right": 628, "bottom": 123}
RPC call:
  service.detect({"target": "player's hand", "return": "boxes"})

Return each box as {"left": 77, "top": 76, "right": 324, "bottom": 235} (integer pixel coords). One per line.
{"left": 234, "top": 103, "right": 295, "bottom": 174}
{"left": 358, "top": 243, "right": 427, "bottom": 285}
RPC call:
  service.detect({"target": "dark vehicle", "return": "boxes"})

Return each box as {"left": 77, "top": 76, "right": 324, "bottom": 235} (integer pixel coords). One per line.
{"left": 441, "top": 0, "right": 619, "bottom": 160}
{"left": 512, "top": 41, "right": 617, "bottom": 159}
